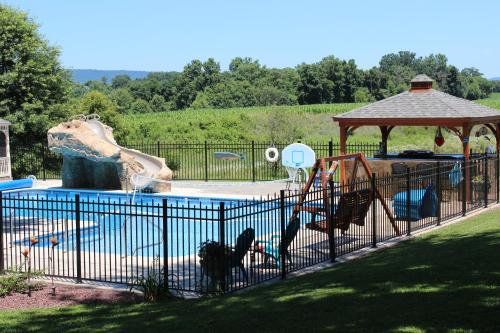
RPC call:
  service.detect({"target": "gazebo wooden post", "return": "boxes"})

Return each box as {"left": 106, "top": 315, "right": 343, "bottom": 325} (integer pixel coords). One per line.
{"left": 496, "top": 122, "right": 500, "bottom": 153}
{"left": 379, "top": 126, "right": 392, "bottom": 156}
{"left": 463, "top": 124, "right": 471, "bottom": 202}
{"left": 339, "top": 124, "right": 347, "bottom": 184}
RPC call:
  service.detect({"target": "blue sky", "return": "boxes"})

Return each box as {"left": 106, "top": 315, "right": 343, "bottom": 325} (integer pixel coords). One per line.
{"left": 3, "top": 0, "right": 499, "bottom": 77}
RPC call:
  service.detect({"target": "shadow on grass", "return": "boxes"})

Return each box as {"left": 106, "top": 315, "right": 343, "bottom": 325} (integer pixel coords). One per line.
{"left": 1, "top": 212, "right": 500, "bottom": 333}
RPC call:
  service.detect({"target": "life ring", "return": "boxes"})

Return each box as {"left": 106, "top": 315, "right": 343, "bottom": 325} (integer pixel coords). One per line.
{"left": 265, "top": 147, "right": 279, "bottom": 163}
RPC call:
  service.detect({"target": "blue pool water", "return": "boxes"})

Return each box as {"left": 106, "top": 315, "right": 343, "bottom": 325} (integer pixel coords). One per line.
{"left": 5, "top": 189, "right": 300, "bottom": 258}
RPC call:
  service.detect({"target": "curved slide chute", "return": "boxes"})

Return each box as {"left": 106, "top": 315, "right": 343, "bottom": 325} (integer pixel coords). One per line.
{"left": 84, "top": 116, "right": 163, "bottom": 190}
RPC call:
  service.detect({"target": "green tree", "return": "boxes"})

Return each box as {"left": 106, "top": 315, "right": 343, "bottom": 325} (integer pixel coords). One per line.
{"left": 354, "top": 87, "right": 375, "bottom": 102}
{"left": 191, "top": 80, "right": 257, "bottom": 109}
{"left": 111, "top": 75, "right": 131, "bottom": 89}
{"left": 149, "top": 94, "right": 167, "bottom": 112}
{"left": 296, "top": 63, "right": 324, "bottom": 104}
{"left": 109, "top": 88, "right": 135, "bottom": 114}
{"left": 173, "top": 59, "right": 221, "bottom": 109}
{"left": 0, "top": 5, "right": 71, "bottom": 146}
{"left": 229, "top": 57, "right": 265, "bottom": 85}
{"left": 444, "top": 66, "right": 462, "bottom": 97}
{"left": 84, "top": 80, "right": 111, "bottom": 94}
{"left": 77, "top": 91, "right": 126, "bottom": 140}
{"left": 130, "top": 98, "right": 153, "bottom": 114}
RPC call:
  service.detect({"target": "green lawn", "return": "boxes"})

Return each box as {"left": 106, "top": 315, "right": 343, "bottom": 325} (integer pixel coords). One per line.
{"left": 1, "top": 209, "right": 500, "bottom": 333}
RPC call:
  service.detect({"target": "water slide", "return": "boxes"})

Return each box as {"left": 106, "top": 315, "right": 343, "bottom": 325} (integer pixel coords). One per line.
{"left": 84, "top": 116, "right": 164, "bottom": 189}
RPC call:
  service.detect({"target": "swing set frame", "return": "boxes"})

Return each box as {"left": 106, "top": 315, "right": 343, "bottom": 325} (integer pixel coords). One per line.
{"left": 291, "top": 153, "right": 401, "bottom": 235}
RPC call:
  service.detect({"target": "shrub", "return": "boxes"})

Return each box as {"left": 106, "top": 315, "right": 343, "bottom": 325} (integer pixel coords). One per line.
{"left": 0, "top": 266, "right": 43, "bottom": 297}
{"left": 129, "top": 257, "right": 170, "bottom": 302}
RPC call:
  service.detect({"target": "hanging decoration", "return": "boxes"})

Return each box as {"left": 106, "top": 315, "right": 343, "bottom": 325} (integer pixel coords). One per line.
{"left": 434, "top": 127, "right": 445, "bottom": 147}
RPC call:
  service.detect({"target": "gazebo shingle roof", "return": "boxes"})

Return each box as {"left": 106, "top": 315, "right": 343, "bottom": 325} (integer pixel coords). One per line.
{"left": 333, "top": 89, "right": 500, "bottom": 123}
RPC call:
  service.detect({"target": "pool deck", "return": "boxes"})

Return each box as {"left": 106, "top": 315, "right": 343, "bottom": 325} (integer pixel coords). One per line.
{"left": 34, "top": 180, "right": 293, "bottom": 199}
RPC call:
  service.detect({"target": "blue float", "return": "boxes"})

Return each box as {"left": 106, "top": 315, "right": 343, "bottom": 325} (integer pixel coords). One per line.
{"left": 0, "top": 178, "right": 34, "bottom": 191}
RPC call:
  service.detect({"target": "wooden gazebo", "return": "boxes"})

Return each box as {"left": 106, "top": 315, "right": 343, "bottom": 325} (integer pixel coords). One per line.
{"left": 333, "top": 74, "right": 500, "bottom": 194}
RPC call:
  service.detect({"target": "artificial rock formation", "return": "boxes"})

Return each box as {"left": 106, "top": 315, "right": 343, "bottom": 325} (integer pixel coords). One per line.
{"left": 48, "top": 120, "right": 172, "bottom": 192}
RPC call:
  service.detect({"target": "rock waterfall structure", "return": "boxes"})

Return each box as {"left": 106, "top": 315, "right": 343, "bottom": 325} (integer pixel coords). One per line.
{"left": 48, "top": 117, "right": 172, "bottom": 192}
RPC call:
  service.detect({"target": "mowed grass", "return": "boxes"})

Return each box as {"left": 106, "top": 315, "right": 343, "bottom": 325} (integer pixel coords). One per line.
{"left": 122, "top": 94, "right": 500, "bottom": 153}
{"left": 1, "top": 209, "right": 499, "bottom": 333}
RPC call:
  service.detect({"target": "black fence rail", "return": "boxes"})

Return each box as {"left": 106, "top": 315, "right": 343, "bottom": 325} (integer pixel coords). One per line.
{"left": 11, "top": 141, "right": 381, "bottom": 181}
{"left": 1, "top": 154, "right": 498, "bottom": 294}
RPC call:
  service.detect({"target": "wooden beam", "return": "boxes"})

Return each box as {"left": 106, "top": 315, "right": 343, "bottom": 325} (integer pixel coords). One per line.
{"left": 446, "top": 126, "right": 463, "bottom": 140}
{"left": 484, "top": 123, "right": 496, "bottom": 137}
{"left": 379, "top": 126, "right": 396, "bottom": 155}
{"left": 496, "top": 123, "right": 500, "bottom": 153}
{"left": 463, "top": 124, "right": 471, "bottom": 202}
{"left": 339, "top": 124, "right": 347, "bottom": 184}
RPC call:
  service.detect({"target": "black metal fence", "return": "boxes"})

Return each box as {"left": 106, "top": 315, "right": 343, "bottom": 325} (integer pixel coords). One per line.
{"left": 11, "top": 141, "right": 381, "bottom": 181}
{"left": 1, "top": 154, "right": 498, "bottom": 294}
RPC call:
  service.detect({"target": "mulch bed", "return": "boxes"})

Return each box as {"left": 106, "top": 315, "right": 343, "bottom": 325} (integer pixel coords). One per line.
{"left": 0, "top": 283, "right": 142, "bottom": 310}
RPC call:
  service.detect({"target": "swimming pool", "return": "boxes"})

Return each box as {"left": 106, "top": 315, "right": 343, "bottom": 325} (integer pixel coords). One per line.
{"left": 4, "top": 189, "right": 298, "bottom": 258}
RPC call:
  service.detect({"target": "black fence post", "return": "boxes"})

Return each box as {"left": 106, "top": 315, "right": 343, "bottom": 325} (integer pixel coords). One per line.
{"left": 484, "top": 153, "right": 488, "bottom": 208}
{"left": 406, "top": 168, "right": 411, "bottom": 236}
{"left": 157, "top": 141, "right": 161, "bottom": 158}
{"left": 371, "top": 173, "right": 377, "bottom": 248}
{"left": 328, "top": 180, "right": 336, "bottom": 262}
{"left": 436, "top": 162, "right": 441, "bottom": 226}
{"left": 280, "top": 190, "right": 286, "bottom": 279}
{"left": 328, "top": 140, "right": 333, "bottom": 158}
{"left": 162, "top": 199, "right": 168, "bottom": 289}
{"left": 75, "top": 194, "right": 82, "bottom": 283}
{"left": 462, "top": 158, "right": 467, "bottom": 217}
{"left": 219, "top": 202, "right": 226, "bottom": 292}
{"left": 0, "top": 192, "right": 3, "bottom": 273}
{"left": 41, "top": 144, "right": 47, "bottom": 181}
{"left": 204, "top": 141, "right": 209, "bottom": 182}
{"left": 251, "top": 141, "right": 256, "bottom": 182}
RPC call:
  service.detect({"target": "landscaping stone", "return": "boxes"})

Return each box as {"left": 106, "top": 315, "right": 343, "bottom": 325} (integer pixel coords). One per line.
{"left": 48, "top": 120, "right": 172, "bottom": 192}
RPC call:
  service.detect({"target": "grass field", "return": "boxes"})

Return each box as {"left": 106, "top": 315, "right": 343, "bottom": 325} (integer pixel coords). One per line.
{"left": 122, "top": 93, "right": 500, "bottom": 153}
{"left": 1, "top": 208, "right": 499, "bottom": 332}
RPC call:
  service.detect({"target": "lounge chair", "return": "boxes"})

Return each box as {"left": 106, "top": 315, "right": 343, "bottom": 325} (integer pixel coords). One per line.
{"left": 304, "top": 189, "right": 373, "bottom": 233}
{"left": 392, "top": 183, "right": 438, "bottom": 221}
{"left": 255, "top": 217, "right": 300, "bottom": 268}
{"left": 226, "top": 228, "right": 255, "bottom": 281}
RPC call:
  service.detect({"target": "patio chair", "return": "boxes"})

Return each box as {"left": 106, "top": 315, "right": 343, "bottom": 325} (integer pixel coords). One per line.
{"left": 226, "top": 228, "right": 255, "bottom": 281}
{"left": 255, "top": 217, "right": 300, "bottom": 268}
{"left": 304, "top": 189, "right": 373, "bottom": 234}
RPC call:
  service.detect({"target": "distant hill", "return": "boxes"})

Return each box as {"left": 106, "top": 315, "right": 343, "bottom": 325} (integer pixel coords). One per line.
{"left": 71, "top": 69, "right": 150, "bottom": 83}
{"left": 491, "top": 77, "right": 500, "bottom": 81}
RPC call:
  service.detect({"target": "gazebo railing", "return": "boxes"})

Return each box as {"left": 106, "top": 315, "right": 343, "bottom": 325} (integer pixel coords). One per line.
{"left": 0, "top": 157, "right": 11, "bottom": 178}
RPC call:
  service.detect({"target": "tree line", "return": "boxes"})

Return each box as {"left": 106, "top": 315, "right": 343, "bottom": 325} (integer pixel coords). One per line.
{"left": 73, "top": 52, "right": 498, "bottom": 115}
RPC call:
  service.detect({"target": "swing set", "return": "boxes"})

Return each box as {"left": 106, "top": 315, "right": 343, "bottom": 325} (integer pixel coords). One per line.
{"left": 291, "top": 153, "right": 401, "bottom": 235}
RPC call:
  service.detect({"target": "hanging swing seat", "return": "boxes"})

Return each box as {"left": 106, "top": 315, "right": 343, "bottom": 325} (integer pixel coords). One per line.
{"left": 291, "top": 153, "right": 400, "bottom": 236}
{"left": 305, "top": 189, "right": 373, "bottom": 233}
